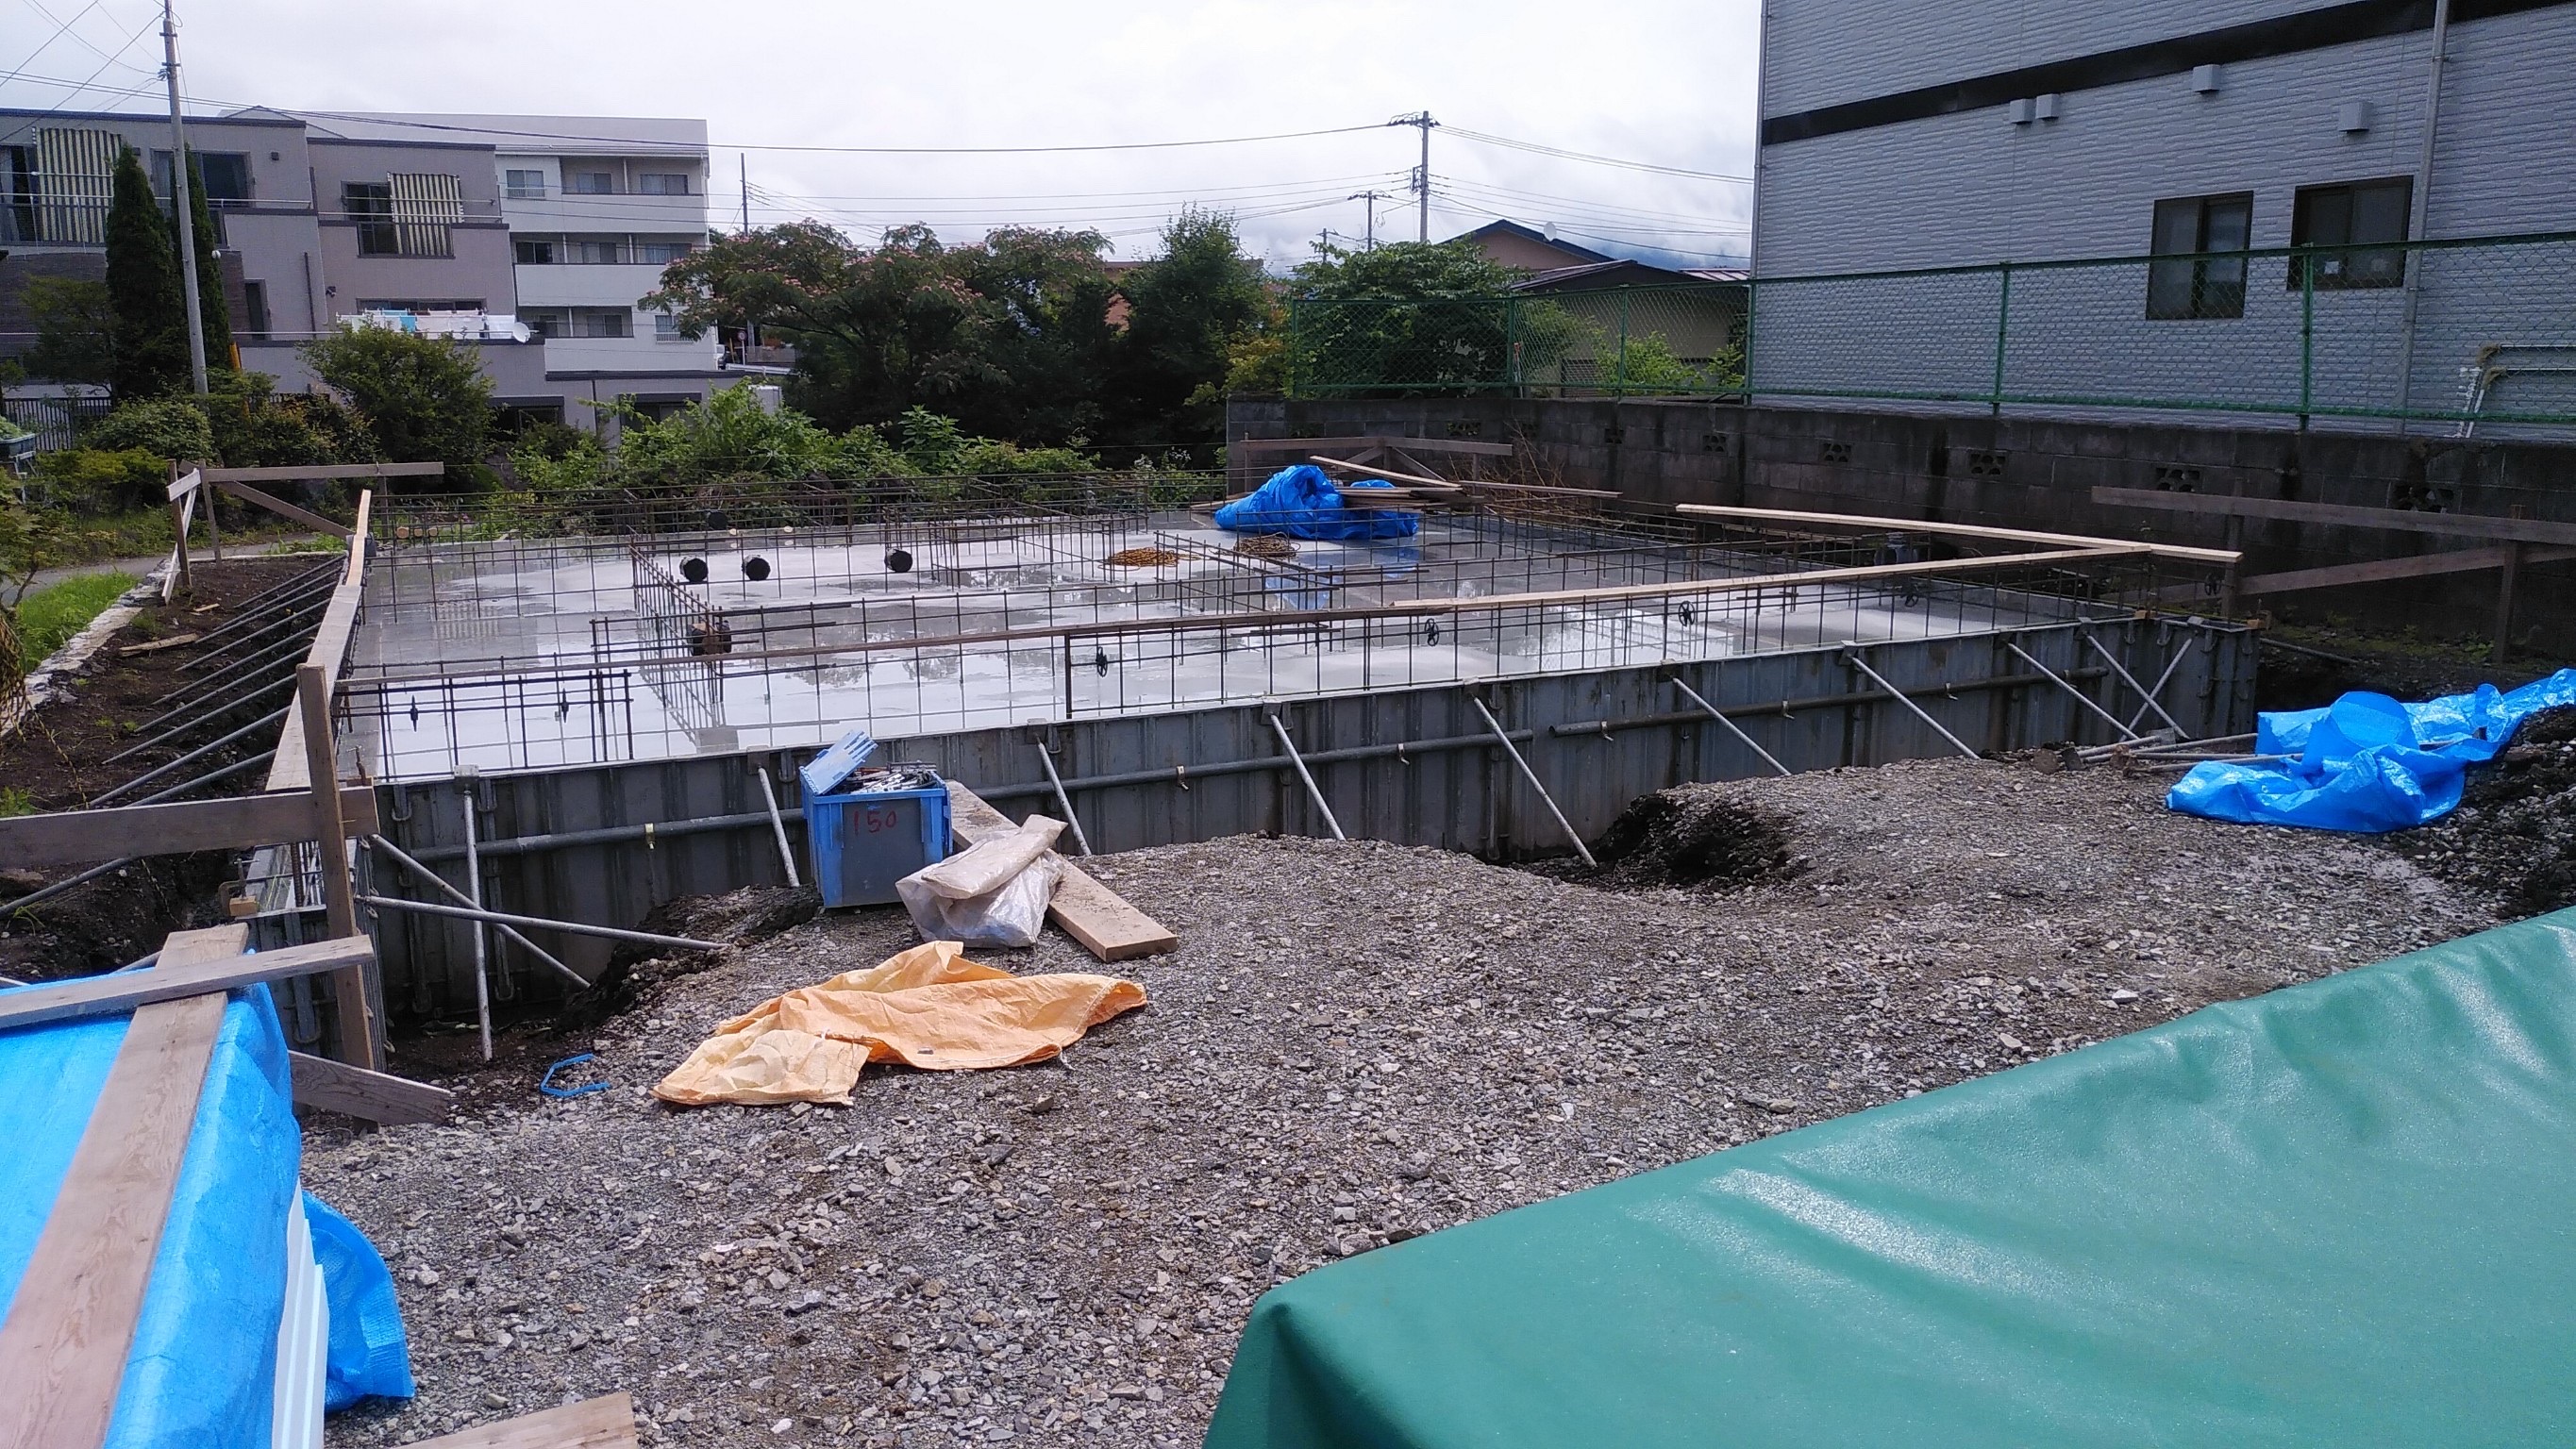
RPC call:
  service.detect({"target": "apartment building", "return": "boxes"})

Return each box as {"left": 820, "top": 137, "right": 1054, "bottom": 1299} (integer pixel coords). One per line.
{"left": 1748, "top": 0, "right": 2576, "bottom": 428}
{"left": 1, "top": 106, "right": 726, "bottom": 434}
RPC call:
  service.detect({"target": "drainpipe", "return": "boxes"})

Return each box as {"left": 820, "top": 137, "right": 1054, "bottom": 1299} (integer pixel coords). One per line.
{"left": 2390, "top": 0, "right": 2452, "bottom": 431}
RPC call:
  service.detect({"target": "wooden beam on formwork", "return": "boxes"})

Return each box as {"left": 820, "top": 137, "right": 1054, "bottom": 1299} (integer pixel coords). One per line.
{"left": 945, "top": 782, "right": 1177, "bottom": 961}
{"left": 200, "top": 461, "right": 445, "bottom": 484}
{"left": 1675, "top": 503, "right": 2242, "bottom": 567}
{"left": 2092, "top": 487, "right": 2576, "bottom": 548}
{"left": 212, "top": 480, "right": 350, "bottom": 538}
{"left": 287, "top": 1051, "right": 452, "bottom": 1124}
{"left": 407, "top": 1393, "right": 640, "bottom": 1449}
{"left": 0, "top": 924, "right": 246, "bottom": 1449}
{"left": 2160, "top": 543, "right": 2576, "bottom": 600}
{"left": 1234, "top": 434, "right": 1515, "bottom": 458}
{"left": 0, "top": 786, "right": 382, "bottom": 866}
{"left": 0, "top": 933, "right": 374, "bottom": 1033}
{"left": 263, "top": 575, "right": 363, "bottom": 793}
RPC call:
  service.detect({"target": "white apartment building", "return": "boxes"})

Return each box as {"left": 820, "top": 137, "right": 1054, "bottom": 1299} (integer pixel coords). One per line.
{"left": 1748, "top": 0, "right": 2576, "bottom": 429}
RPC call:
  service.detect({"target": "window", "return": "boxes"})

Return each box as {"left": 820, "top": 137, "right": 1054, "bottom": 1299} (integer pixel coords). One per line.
{"left": 567, "top": 238, "right": 623, "bottom": 264}
{"left": 637, "top": 173, "right": 691, "bottom": 196}
{"left": 576, "top": 308, "right": 632, "bottom": 339}
{"left": 2291, "top": 177, "right": 2412, "bottom": 290}
{"left": 3, "top": 144, "right": 41, "bottom": 243}
{"left": 356, "top": 298, "right": 485, "bottom": 314}
{"left": 523, "top": 308, "right": 569, "bottom": 339}
{"left": 653, "top": 310, "right": 682, "bottom": 340}
{"left": 514, "top": 238, "right": 556, "bottom": 265}
{"left": 29, "top": 127, "right": 117, "bottom": 243}
{"left": 242, "top": 279, "right": 269, "bottom": 341}
{"left": 505, "top": 168, "right": 546, "bottom": 199}
{"left": 634, "top": 240, "right": 693, "bottom": 264}
{"left": 152, "top": 150, "right": 251, "bottom": 203}
{"left": 2146, "top": 192, "right": 2252, "bottom": 320}
{"left": 389, "top": 173, "right": 463, "bottom": 258}
{"left": 343, "top": 180, "right": 397, "bottom": 255}
{"left": 568, "top": 171, "right": 615, "bottom": 195}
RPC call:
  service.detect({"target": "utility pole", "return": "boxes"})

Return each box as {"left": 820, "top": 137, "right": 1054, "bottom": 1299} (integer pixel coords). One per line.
{"left": 161, "top": 0, "right": 208, "bottom": 393}
{"left": 1348, "top": 189, "right": 1392, "bottom": 249}
{"left": 739, "top": 154, "right": 750, "bottom": 234}
{"left": 1390, "top": 111, "right": 1436, "bottom": 242}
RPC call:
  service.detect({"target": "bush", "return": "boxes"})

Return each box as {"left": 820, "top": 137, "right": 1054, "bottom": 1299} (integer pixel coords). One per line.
{"left": 31, "top": 447, "right": 172, "bottom": 513}
{"left": 301, "top": 325, "right": 493, "bottom": 475}
{"left": 86, "top": 397, "right": 215, "bottom": 464}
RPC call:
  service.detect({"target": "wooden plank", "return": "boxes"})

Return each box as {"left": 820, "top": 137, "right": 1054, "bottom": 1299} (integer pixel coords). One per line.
{"left": 0, "top": 786, "right": 382, "bottom": 866}
{"left": 200, "top": 461, "right": 445, "bottom": 483}
{"left": 344, "top": 488, "right": 373, "bottom": 588}
{"left": 212, "top": 479, "right": 350, "bottom": 538}
{"left": 408, "top": 1393, "right": 638, "bottom": 1449}
{"left": 2091, "top": 486, "right": 2576, "bottom": 547}
{"left": 298, "top": 660, "right": 375, "bottom": 1068}
{"left": 117, "top": 632, "right": 200, "bottom": 656}
{"left": 1677, "top": 502, "right": 2243, "bottom": 566}
{"left": 163, "top": 467, "right": 203, "bottom": 503}
{"left": 0, "top": 924, "right": 244, "bottom": 1449}
{"left": 0, "top": 933, "right": 374, "bottom": 1034}
{"left": 1234, "top": 434, "right": 1515, "bottom": 458}
{"left": 288, "top": 1051, "right": 452, "bottom": 1124}
{"left": 266, "top": 578, "right": 366, "bottom": 792}
{"left": 2225, "top": 544, "right": 2576, "bottom": 596}
{"left": 1311, "top": 457, "right": 1464, "bottom": 491}
{"left": 945, "top": 782, "right": 1178, "bottom": 962}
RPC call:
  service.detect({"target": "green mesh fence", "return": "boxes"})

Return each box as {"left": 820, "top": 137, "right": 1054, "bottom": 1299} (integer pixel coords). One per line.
{"left": 1286, "top": 230, "right": 2576, "bottom": 430}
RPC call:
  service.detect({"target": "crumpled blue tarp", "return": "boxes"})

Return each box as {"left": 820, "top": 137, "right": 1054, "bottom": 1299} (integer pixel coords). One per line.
{"left": 2170, "top": 667, "right": 2576, "bottom": 832}
{"left": 0, "top": 981, "right": 414, "bottom": 1445}
{"left": 1215, "top": 464, "right": 1421, "bottom": 541}
{"left": 305, "top": 1192, "right": 417, "bottom": 1409}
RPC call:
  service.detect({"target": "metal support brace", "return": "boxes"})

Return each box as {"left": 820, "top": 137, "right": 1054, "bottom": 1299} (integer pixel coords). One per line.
{"left": 1669, "top": 676, "right": 1792, "bottom": 776}
{"left": 2123, "top": 633, "right": 2200, "bottom": 735}
{"left": 1470, "top": 696, "right": 1597, "bottom": 868}
{"left": 2084, "top": 630, "right": 2187, "bottom": 736}
{"left": 755, "top": 764, "right": 803, "bottom": 886}
{"left": 1267, "top": 712, "right": 1347, "bottom": 841}
{"left": 357, "top": 894, "right": 726, "bottom": 952}
{"left": 2005, "top": 641, "right": 2142, "bottom": 742}
{"left": 462, "top": 795, "right": 493, "bottom": 1062}
{"left": 1843, "top": 649, "right": 1982, "bottom": 760}
{"left": 1032, "top": 740, "right": 1094, "bottom": 856}
{"left": 360, "top": 836, "right": 585, "bottom": 991}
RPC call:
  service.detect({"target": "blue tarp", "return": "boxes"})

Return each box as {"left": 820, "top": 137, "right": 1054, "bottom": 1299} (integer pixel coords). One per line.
{"left": 2170, "top": 667, "right": 2576, "bottom": 832}
{"left": 0, "top": 980, "right": 414, "bottom": 1444}
{"left": 1215, "top": 464, "right": 1421, "bottom": 541}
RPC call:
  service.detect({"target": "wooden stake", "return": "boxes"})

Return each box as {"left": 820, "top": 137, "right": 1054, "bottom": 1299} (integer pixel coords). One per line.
{"left": 298, "top": 662, "right": 376, "bottom": 1068}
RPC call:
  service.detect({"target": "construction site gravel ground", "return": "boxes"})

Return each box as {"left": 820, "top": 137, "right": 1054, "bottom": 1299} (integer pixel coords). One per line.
{"left": 316, "top": 756, "right": 2501, "bottom": 1448}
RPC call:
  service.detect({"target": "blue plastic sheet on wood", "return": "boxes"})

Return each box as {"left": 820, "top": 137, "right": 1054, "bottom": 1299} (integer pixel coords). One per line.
{"left": 0, "top": 980, "right": 413, "bottom": 1445}
{"left": 2169, "top": 668, "right": 2576, "bottom": 832}
{"left": 1215, "top": 465, "right": 1420, "bottom": 541}
{"left": 1205, "top": 907, "right": 2576, "bottom": 1448}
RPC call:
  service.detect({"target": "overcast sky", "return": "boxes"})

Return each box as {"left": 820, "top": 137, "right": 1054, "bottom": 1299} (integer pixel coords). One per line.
{"left": 6, "top": 0, "right": 1762, "bottom": 270}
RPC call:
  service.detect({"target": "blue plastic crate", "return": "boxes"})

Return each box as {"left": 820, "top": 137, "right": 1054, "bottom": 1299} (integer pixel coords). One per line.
{"left": 806, "top": 773, "right": 950, "bottom": 908}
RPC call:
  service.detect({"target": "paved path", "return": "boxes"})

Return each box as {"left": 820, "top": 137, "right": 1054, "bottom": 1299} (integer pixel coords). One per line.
{"left": 20, "top": 555, "right": 167, "bottom": 597}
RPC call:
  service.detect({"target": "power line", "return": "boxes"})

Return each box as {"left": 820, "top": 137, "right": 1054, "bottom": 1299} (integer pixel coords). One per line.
{"left": 0, "top": 15, "right": 164, "bottom": 135}
{"left": 263, "top": 108, "right": 1394, "bottom": 156}
{"left": 1444, "top": 125, "right": 1750, "bottom": 185}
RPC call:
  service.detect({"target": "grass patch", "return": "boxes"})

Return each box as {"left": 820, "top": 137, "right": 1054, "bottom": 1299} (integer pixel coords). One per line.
{"left": 0, "top": 787, "right": 33, "bottom": 818}
{"left": 13, "top": 571, "right": 138, "bottom": 675}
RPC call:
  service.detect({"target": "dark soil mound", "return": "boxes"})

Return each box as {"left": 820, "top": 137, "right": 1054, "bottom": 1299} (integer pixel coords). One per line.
{"left": 1539, "top": 789, "right": 1808, "bottom": 893}
{"left": 2394, "top": 707, "right": 2576, "bottom": 919}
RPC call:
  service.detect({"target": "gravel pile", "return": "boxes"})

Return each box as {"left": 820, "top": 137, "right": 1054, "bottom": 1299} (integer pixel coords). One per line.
{"left": 2393, "top": 706, "right": 2576, "bottom": 919}
{"left": 316, "top": 758, "right": 2492, "bottom": 1448}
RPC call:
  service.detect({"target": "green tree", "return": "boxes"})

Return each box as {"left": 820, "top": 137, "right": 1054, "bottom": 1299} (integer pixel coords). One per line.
{"left": 87, "top": 396, "right": 215, "bottom": 463}
{"left": 180, "top": 151, "right": 232, "bottom": 367}
{"left": 301, "top": 325, "right": 493, "bottom": 474}
{"left": 104, "top": 145, "right": 188, "bottom": 399}
{"left": 23, "top": 277, "right": 116, "bottom": 382}
{"left": 1106, "top": 210, "right": 1271, "bottom": 459}
{"left": 1284, "top": 240, "right": 1586, "bottom": 396}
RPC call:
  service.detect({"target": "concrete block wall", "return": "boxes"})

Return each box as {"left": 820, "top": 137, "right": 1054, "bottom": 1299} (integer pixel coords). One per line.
{"left": 1230, "top": 393, "right": 2576, "bottom": 645}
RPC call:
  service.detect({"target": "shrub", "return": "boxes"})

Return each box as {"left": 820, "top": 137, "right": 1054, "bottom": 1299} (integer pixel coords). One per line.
{"left": 31, "top": 447, "right": 172, "bottom": 513}
{"left": 301, "top": 325, "right": 494, "bottom": 475}
{"left": 86, "top": 397, "right": 215, "bottom": 464}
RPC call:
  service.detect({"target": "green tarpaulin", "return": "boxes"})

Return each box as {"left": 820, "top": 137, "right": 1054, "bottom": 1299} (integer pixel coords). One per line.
{"left": 1206, "top": 908, "right": 2576, "bottom": 1448}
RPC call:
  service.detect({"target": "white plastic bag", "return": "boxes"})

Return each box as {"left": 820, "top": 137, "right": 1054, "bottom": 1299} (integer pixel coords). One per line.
{"left": 896, "top": 815, "right": 1065, "bottom": 948}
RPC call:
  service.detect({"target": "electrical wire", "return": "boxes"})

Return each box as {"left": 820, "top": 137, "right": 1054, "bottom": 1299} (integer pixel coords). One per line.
{"left": 272, "top": 108, "right": 1395, "bottom": 157}
{"left": 1444, "top": 125, "right": 1750, "bottom": 185}
{"left": 0, "top": 11, "right": 160, "bottom": 128}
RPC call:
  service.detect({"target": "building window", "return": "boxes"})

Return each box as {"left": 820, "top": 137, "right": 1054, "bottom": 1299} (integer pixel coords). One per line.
{"left": 343, "top": 180, "right": 398, "bottom": 256}
{"left": 2146, "top": 192, "right": 2252, "bottom": 320}
{"left": 356, "top": 298, "right": 485, "bottom": 314}
{"left": 27, "top": 128, "right": 118, "bottom": 243}
{"left": 568, "top": 171, "right": 616, "bottom": 195}
{"left": 523, "top": 308, "right": 568, "bottom": 339}
{"left": 389, "top": 173, "right": 463, "bottom": 258}
{"left": 505, "top": 168, "right": 546, "bottom": 199}
{"left": 242, "top": 279, "right": 269, "bottom": 341}
{"left": 151, "top": 150, "right": 252, "bottom": 203}
{"left": 2290, "top": 177, "right": 2412, "bottom": 291}
{"left": 567, "top": 238, "right": 623, "bottom": 265}
{"left": 514, "top": 238, "right": 556, "bottom": 265}
{"left": 637, "top": 173, "right": 692, "bottom": 196}
{"left": 634, "top": 240, "right": 693, "bottom": 264}
{"left": 653, "top": 310, "right": 682, "bottom": 340}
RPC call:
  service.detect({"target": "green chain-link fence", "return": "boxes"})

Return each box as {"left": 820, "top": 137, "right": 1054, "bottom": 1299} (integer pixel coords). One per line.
{"left": 1286, "top": 229, "right": 2576, "bottom": 431}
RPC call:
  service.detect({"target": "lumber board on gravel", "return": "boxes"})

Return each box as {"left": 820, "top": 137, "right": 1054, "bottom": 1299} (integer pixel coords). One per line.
{"left": 288, "top": 1051, "right": 453, "bottom": 1124}
{"left": 408, "top": 1392, "right": 638, "bottom": 1448}
{"left": 945, "top": 781, "right": 1178, "bottom": 962}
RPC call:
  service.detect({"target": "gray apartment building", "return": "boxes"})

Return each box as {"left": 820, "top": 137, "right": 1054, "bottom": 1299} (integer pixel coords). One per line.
{"left": 1748, "top": 0, "right": 2576, "bottom": 430}
{"left": 2, "top": 106, "right": 727, "bottom": 434}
